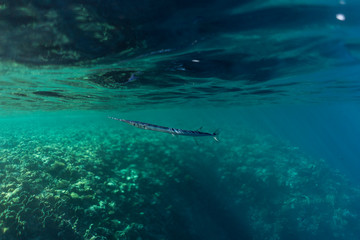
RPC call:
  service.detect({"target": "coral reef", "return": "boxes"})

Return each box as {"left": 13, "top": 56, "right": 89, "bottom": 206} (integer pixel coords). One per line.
{"left": 0, "top": 117, "right": 359, "bottom": 239}
{"left": 217, "top": 135, "right": 360, "bottom": 240}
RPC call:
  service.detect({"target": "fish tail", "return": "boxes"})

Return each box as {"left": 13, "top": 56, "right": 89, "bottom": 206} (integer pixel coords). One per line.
{"left": 213, "top": 129, "right": 220, "bottom": 142}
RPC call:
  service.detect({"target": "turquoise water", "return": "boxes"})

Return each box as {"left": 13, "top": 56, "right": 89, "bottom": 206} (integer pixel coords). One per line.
{"left": 1, "top": 1, "right": 360, "bottom": 240}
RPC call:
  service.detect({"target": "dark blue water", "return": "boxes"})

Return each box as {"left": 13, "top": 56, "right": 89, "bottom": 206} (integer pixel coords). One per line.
{"left": 0, "top": 1, "right": 360, "bottom": 239}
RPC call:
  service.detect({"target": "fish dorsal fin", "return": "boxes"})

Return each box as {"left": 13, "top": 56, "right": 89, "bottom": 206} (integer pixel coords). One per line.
{"left": 196, "top": 126, "right": 203, "bottom": 131}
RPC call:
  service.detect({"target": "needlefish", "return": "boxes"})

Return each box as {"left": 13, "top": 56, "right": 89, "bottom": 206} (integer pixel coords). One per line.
{"left": 109, "top": 117, "right": 219, "bottom": 141}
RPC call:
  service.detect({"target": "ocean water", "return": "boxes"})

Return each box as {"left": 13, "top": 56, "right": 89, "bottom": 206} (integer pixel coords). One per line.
{"left": 1, "top": 1, "right": 360, "bottom": 240}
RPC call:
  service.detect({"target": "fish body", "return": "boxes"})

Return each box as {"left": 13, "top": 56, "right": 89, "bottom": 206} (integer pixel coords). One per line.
{"left": 109, "top": 117, "right": 219, "bottom": 141}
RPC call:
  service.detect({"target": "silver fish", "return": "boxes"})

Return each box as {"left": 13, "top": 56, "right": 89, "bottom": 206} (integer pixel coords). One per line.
{"left": 109, "top": 117, "right": 219, "bottom": 141}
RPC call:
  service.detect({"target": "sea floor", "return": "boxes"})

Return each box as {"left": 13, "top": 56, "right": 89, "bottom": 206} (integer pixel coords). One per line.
{"left": 0, "top": 113, "right": 359, "bottom": 240}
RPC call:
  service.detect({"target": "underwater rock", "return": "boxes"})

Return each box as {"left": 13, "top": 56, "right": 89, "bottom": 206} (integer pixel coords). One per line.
{"left": 56, "top": 179, "right": 70, "bottom": 189}
{"left": 70, "top": 192, "right": 80, "bottom": 199}
{"left": 48, "top": 161, "right": 66, "bottom": 174}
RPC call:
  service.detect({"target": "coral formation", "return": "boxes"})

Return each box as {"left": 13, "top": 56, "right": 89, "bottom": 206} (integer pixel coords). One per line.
{"left": 0, "top": 117, "right": 359, "bottom": 239}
